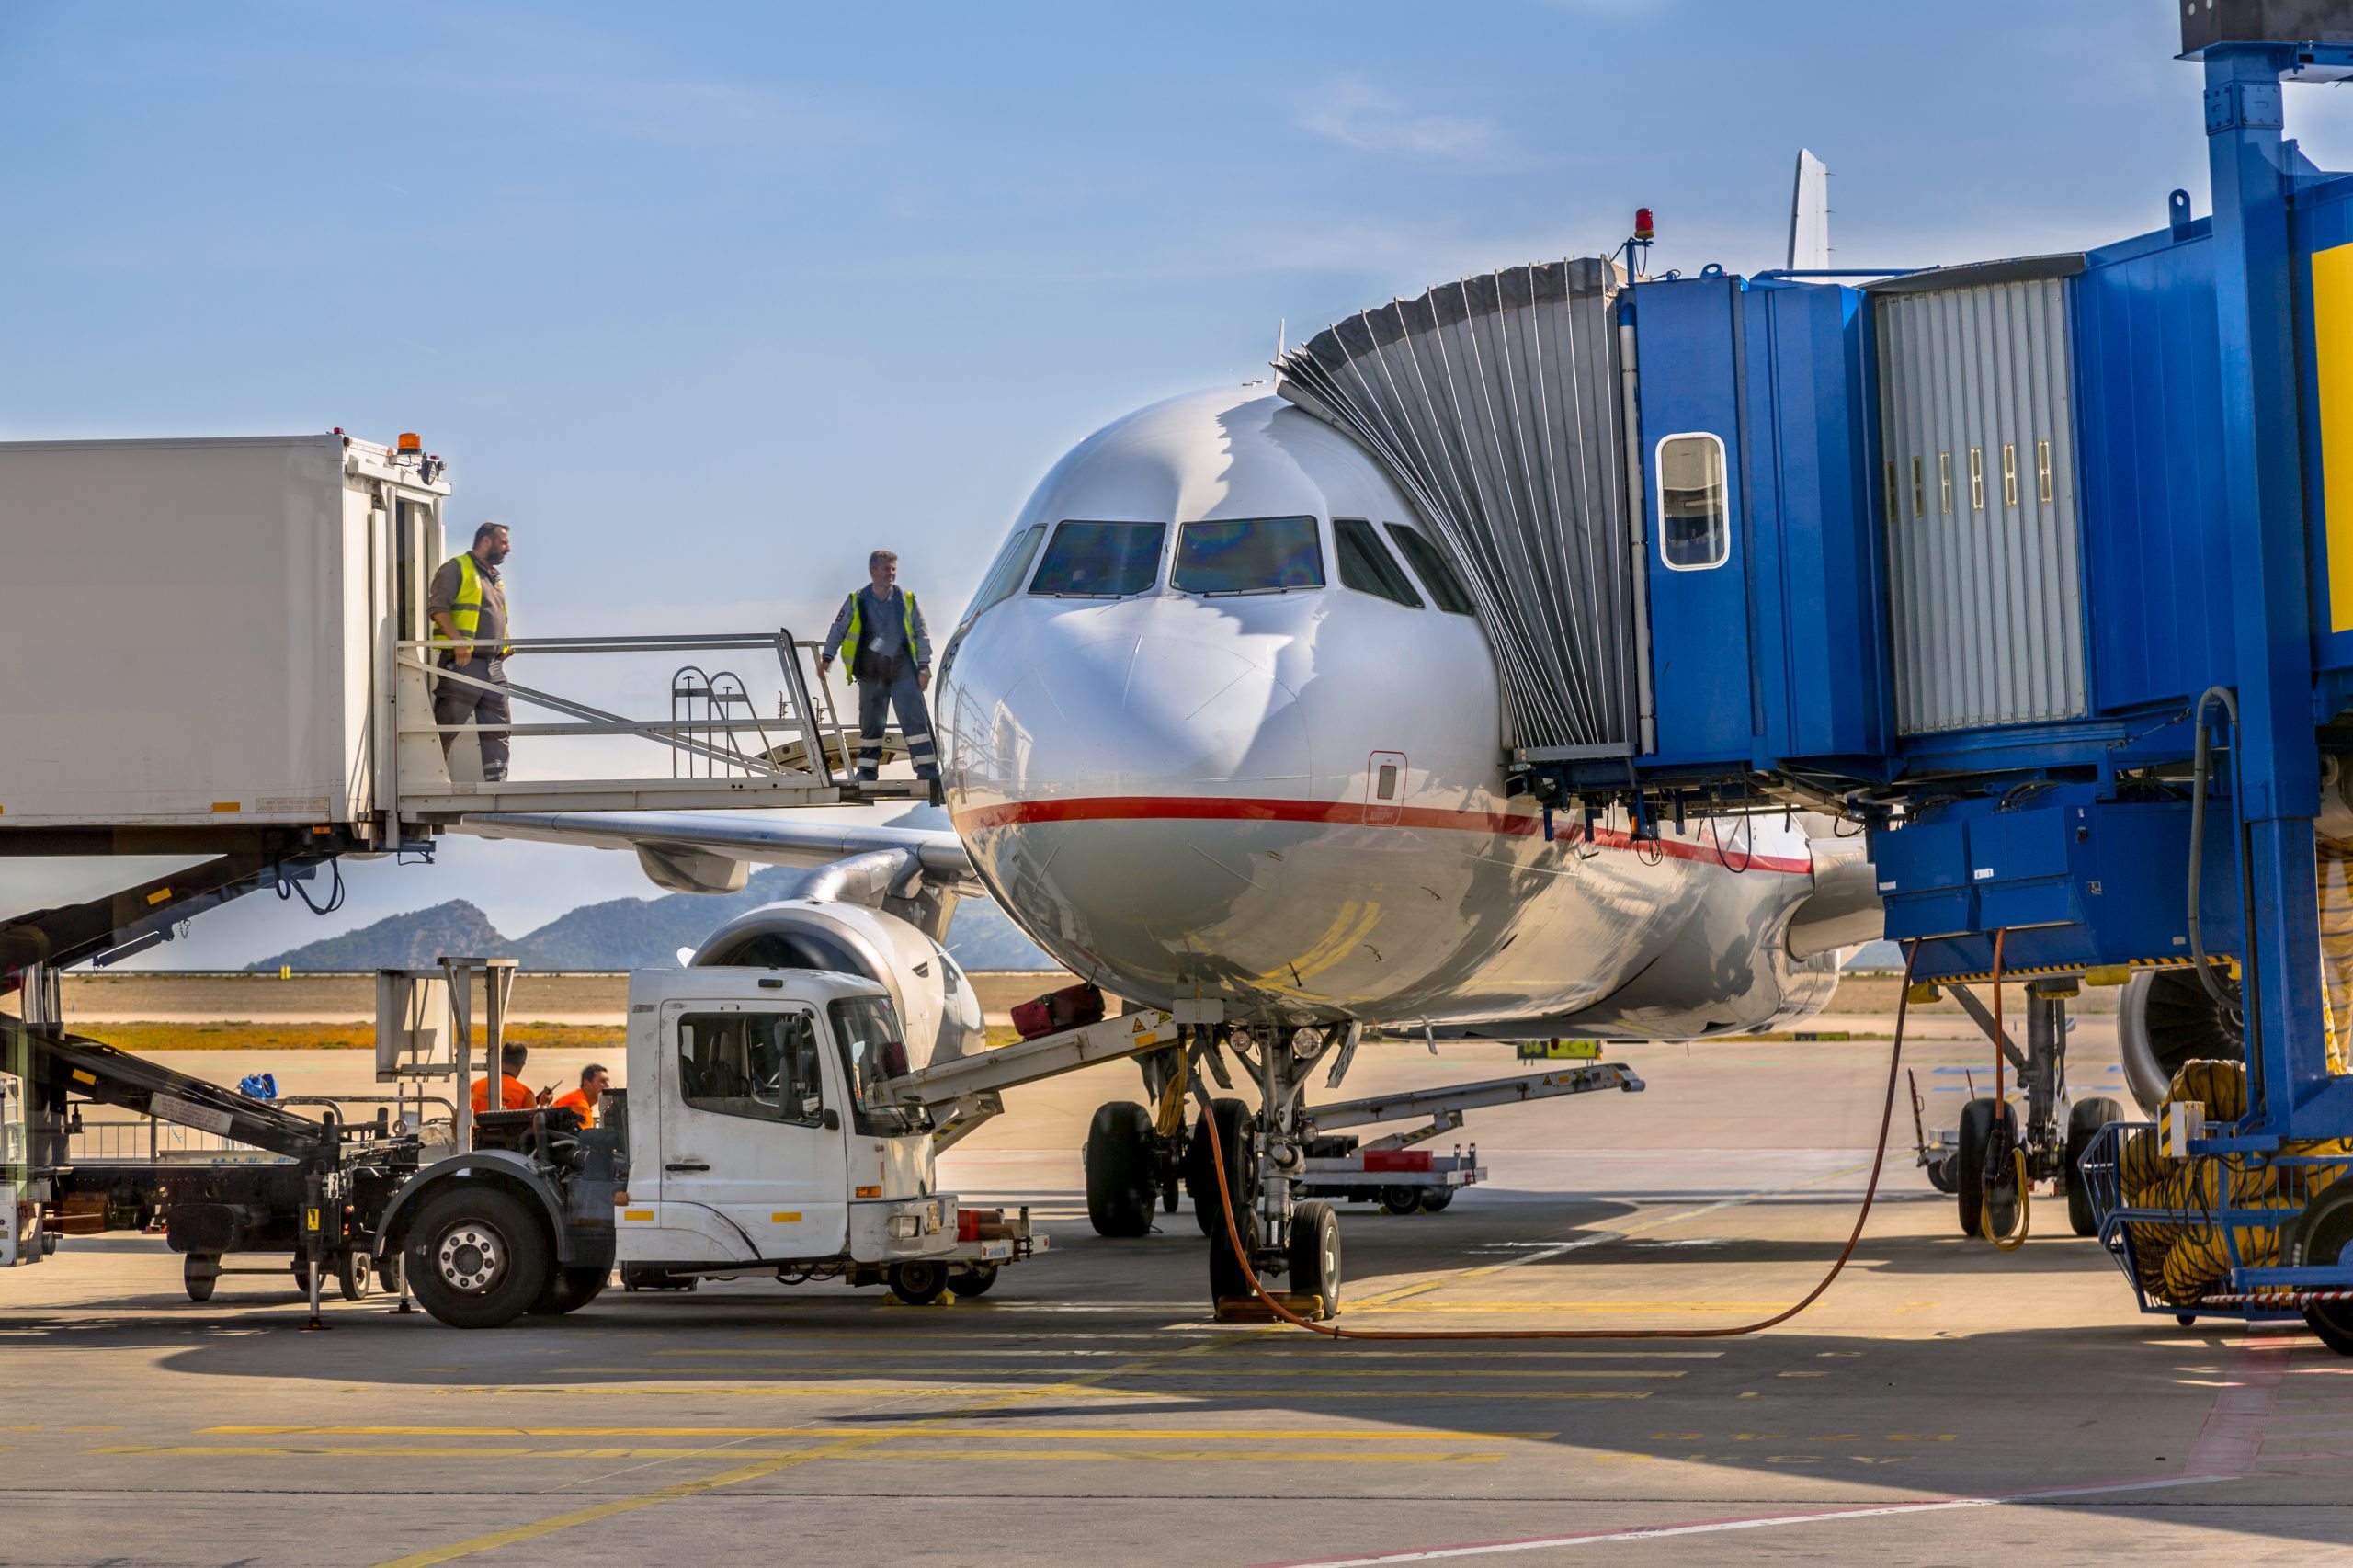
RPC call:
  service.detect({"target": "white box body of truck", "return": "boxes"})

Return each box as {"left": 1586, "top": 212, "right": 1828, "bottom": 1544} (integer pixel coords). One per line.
{"left": 0, "top": 434, "right": 447, "bottom": 831}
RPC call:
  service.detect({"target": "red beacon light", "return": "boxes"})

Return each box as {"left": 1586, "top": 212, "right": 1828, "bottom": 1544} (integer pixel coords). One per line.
{"left": 1633, "top": 208, "right": 1655, "bottom": 243}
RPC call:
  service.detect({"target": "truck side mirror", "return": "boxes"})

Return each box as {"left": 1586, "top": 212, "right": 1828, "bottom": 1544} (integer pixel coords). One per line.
{"left": 823, "top": 1108, "right": 841, "bottom": 1131}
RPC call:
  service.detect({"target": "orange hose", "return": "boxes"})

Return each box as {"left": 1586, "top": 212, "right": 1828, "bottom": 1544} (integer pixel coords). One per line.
{"left": 1194, "top": 942, "right": 1919, "bottom": 1340}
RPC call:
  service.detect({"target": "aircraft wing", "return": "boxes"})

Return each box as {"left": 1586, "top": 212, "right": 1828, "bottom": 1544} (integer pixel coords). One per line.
{"left": 453, "top": 812, "right": 980, "bottom": 897}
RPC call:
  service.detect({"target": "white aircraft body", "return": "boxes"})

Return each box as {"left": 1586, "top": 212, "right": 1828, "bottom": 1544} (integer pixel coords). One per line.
{"left": 932, "top": 387, "right": 1853, "bottom": 1041}
{"left": 470, "top": 388, "right": 1872, "bottom": 1060}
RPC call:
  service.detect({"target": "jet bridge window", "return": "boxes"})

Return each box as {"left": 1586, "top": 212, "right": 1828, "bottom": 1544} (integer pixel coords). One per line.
{"left": 1383, "top": 524, "right": 1476, "bottom": 616}
{"left": 1029, "top": 519, "right": 1167, "bottom": 597}
{"left": 1656, "top": 432, "right": 1729, "bottom": 571}
{"left": 1172, "top": 515, "right": 1325, "bottom": 596}
{"left": 676, "top": 1010, "right": 825, "bottom": 1126}
{"left": 1334, "top": 518, "right": 1423, "bottom": 608}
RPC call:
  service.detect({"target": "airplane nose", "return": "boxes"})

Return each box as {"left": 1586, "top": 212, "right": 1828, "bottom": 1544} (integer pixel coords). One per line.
{"left": 961, "top": 621, "right": 1312, "bottom": 801}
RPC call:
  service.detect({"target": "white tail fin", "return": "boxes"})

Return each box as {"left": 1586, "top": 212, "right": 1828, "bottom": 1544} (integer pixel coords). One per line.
{"left": 1787, "top": 149, "right": 1830, "bottom": 272}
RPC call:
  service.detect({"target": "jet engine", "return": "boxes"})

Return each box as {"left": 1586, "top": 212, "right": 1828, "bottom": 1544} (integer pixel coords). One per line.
{"left": 2116, "top": 967, "right": 2242, "bottom": 1115}
{"left": 688, "top": 899, "right": 984, "bottom": 1074}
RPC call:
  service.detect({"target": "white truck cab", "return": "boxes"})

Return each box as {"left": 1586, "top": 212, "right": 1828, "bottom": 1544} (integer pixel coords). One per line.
{"left": 611, "top": 967, "right": 1035, "bottom": 1303}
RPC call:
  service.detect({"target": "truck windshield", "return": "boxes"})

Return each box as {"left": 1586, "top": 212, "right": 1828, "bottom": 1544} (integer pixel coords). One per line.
{"left": 1028, "top": 519, "right": 1165, "bottom": 597}
{"left": 827, "top": 995, "right": 930, "bottom": 1136}
{"left": 1172, "top": 516, "right": 1324, "bottom": 596}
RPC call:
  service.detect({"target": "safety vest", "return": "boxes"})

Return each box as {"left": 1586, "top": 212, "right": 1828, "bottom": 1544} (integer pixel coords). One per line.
{"left": 836, "top": 588, "right": 919, "bottom": 679}
{"left": 446, "top": 552, "right": 512, "bottom": 656}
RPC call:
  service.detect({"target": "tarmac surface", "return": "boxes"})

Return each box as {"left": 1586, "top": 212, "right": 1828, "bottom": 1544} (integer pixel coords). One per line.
{"left": 6, "top": 1026, "right": 2350, "bottom": 1565}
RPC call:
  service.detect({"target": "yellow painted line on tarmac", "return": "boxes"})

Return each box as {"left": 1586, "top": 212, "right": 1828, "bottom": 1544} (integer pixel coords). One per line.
{"left": 1347, "top": 1303, "right": 1785, "bottom": 1316}
{"left": 1349, "top": 1159, "right": 1875, "bottom": 1312}
{"left": 98, "top": 1443, "right": 1502, "bottom": 1465}
{"left": 367, "top": 1432, "right": 891, "bottom": 1568}
{"left": 207, "top": 1424, "right": 1561, "bottom": 1440}
{"left": 370, "top": 1333, "right": 1254, "bottom": 1567}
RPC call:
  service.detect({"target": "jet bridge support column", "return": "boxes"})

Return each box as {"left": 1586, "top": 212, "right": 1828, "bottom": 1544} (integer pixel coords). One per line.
{"left": 2205, "top": 40, "right": 2349, "bottom": 1140}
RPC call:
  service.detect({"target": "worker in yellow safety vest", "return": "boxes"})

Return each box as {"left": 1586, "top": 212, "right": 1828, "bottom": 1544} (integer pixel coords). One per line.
{"left": 819, "top": 550, "right": 936, "bottom": 783}
{"left": 427, "top": 522, "right": 514, "bottom": 783}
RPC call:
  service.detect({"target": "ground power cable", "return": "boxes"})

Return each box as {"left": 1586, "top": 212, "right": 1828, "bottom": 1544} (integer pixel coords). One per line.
{"left": 1193, "top": 941, "right": 1918, "bottom": 1341}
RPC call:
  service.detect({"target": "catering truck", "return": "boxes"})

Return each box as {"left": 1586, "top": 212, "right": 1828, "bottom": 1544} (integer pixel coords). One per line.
{"left": 16, "top": 963, "right": 1090, "bottom": 1326}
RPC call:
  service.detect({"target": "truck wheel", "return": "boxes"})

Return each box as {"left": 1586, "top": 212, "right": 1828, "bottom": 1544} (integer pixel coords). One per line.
{"left": 2064, "top": 1097, "right": 2125, "bottom": 1238}
{"left": 951, "top": 1263, "right": 999, "bottom": 1297}
{"left": 1289, "top": 1201, "right": 1342, "bottom": 1318}
{"left": 184, "top": 1253, "right": 220, "bottom": 1302}
{"left": 1956, "top": 1098, "right": 2017, "bottom": 1240}
{"left": 888, "top": 1260, "right": 949, "bottom": 1305}
{"left": 337, "top": 1250, "right": 374, "bottom": 1302}
{"left": 1380, "top": 1187, "right": 1420, "bottom": 1216}
{"left": 1085, "top": 1101, "right": 1156, "bottom": 1237}
{"left": 1417, "top": 1187, "right": 1455, "bottom": 1213}
{"left": 376, "top": 1252, "right": 405, "bottom": 1298}
{"left": 404, "top": 1187, "right": 551, "bottom": 1330}
{"left": 1186, "top": 1098, "right": 1254, "bottom": 1235}
{"left": 529, "top": 1266, "right": 611, "bottom": 1316}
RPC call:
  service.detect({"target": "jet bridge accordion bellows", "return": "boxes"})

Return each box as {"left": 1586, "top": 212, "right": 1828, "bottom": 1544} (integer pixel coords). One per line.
{"left": 1275, "top": 257, "right": 1643, "bottom": 760}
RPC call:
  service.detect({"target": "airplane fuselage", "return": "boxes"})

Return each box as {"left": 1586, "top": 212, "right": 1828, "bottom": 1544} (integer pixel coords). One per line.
{"left": 937, "top": 389, "right": 1837, "bottom": 1039}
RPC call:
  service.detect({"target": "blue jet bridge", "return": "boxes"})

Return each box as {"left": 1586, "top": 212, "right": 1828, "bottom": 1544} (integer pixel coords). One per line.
{"left": 1276, "top": 1, "right": 2353, "bottom": 1343}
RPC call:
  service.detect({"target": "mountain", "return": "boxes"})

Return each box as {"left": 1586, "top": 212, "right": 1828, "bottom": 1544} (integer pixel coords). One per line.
{"left": 253, "top": 900, "right": 511, "bottom": 971}
{"left": 250, "top": 869, "right": 1057, "bottom": 972}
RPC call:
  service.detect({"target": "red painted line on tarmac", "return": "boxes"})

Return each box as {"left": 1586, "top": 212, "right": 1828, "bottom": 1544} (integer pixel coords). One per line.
{"left": 2186, "top": 1335, "right": 2298, "bottom": 1476}
{"left": 952, "top": 795, "right": 1812, "bottom": 875}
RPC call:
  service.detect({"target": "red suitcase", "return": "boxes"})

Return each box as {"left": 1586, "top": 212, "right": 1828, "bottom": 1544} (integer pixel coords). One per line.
{"left": 1012, "top": 982, "right": 1106, "bottom": 1040}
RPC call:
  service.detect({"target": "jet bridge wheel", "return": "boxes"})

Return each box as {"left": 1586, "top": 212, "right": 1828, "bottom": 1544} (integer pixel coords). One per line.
{"left": 1956, "top": 1098, "right": 2018, "bottom": 1241}
{"left": 2064, "top": 1097, "right": 2126, "bottom": 1238}
{"left": 403, "top": 1187, "right": 552, "bottom": 1330}
{"left": 1085, "top": 1101, "right": 1157, "bottom": 1237}
{"left": 183, "top": 1253, "right": 220, "bottom": 1302}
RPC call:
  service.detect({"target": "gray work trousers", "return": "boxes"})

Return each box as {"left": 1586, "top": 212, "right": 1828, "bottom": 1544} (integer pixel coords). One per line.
{"left": 856, "top": 668, "right": 936, "bottom": 781}
{"left": 434, "top": 659, "right": 511, "bottom": 783}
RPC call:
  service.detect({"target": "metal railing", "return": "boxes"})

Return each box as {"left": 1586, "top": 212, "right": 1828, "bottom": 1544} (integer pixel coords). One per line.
{"left": 389, "top": 630, "right": 900, "bottom": 817}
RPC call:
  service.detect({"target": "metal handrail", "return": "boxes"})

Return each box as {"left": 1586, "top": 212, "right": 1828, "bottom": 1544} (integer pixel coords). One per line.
{"left": 394, "top": 628, "right": 844, "bottom": 788}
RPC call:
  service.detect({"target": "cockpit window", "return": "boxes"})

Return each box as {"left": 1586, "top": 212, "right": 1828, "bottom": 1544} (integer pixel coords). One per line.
{"left": 1334, "top": 518, "right": 1423, "bottom": 608}
{"left": 1029, "top": 520, "right": 1166, "bottom": 597}
{"left": 1172, "top": 516, "right": 1324, "bottom": 596}
{"left": 966, "top": 524, "right": 1048, "bottom": 620}
{"left": 1384, "top": 524, "right": 1476, "bottom": 617}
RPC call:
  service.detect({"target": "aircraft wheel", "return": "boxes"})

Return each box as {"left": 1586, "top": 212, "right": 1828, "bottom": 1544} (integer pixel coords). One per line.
{"left": 888, "top": 1259, "right": 950, "bottom": 1306}
{"left": 404, "top": 1187, "right": 551, "bottom": 1330}
{"left": 184, "top": 1253, "right": 220, "bottom": 1302}
{"left": 1207, "top": 1210, "right": 1258, "bottom": 1308}
{"left": 1289, "top": 1201, "right": 1342, "bottom": 1318}
{"left": 1187, "top": 1098, "right": 1254, "bottom": 1234}
{"left": 1380, "top": 1187, "right": 1420, "bottom": 1216}
{"left": 2065, "top": 1097, "right": 2125, "bottom": 1238}
{"left": 529, "top": 1266, "right": 612, "bottom": 1316}
{"left": 1956, "top": 1098, "right": 2017, "bottom": 1240}
{"left": 952, "top": 1263, "right": 999, "bottom": 1298}
{"left": 1417, "top": 1188, "right": 1454, "bottom": 1213}
{"left": 1085, "top": 1101, "right": 1156, "bottom": 1237}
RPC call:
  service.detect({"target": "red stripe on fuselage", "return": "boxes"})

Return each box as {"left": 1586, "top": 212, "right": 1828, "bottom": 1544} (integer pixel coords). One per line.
{"left": 951, "top": 795, "right": 1813, "bottom": 875}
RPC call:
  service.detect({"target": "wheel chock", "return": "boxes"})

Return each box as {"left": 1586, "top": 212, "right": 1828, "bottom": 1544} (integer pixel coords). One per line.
{"left": 1214, "top": 1291, "right": 1325, "bottom": 1323}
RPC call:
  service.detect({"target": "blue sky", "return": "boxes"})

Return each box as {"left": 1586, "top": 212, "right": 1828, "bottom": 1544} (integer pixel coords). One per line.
{"left": 7, "top": 0, "right": 2346, "bottom": 964}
